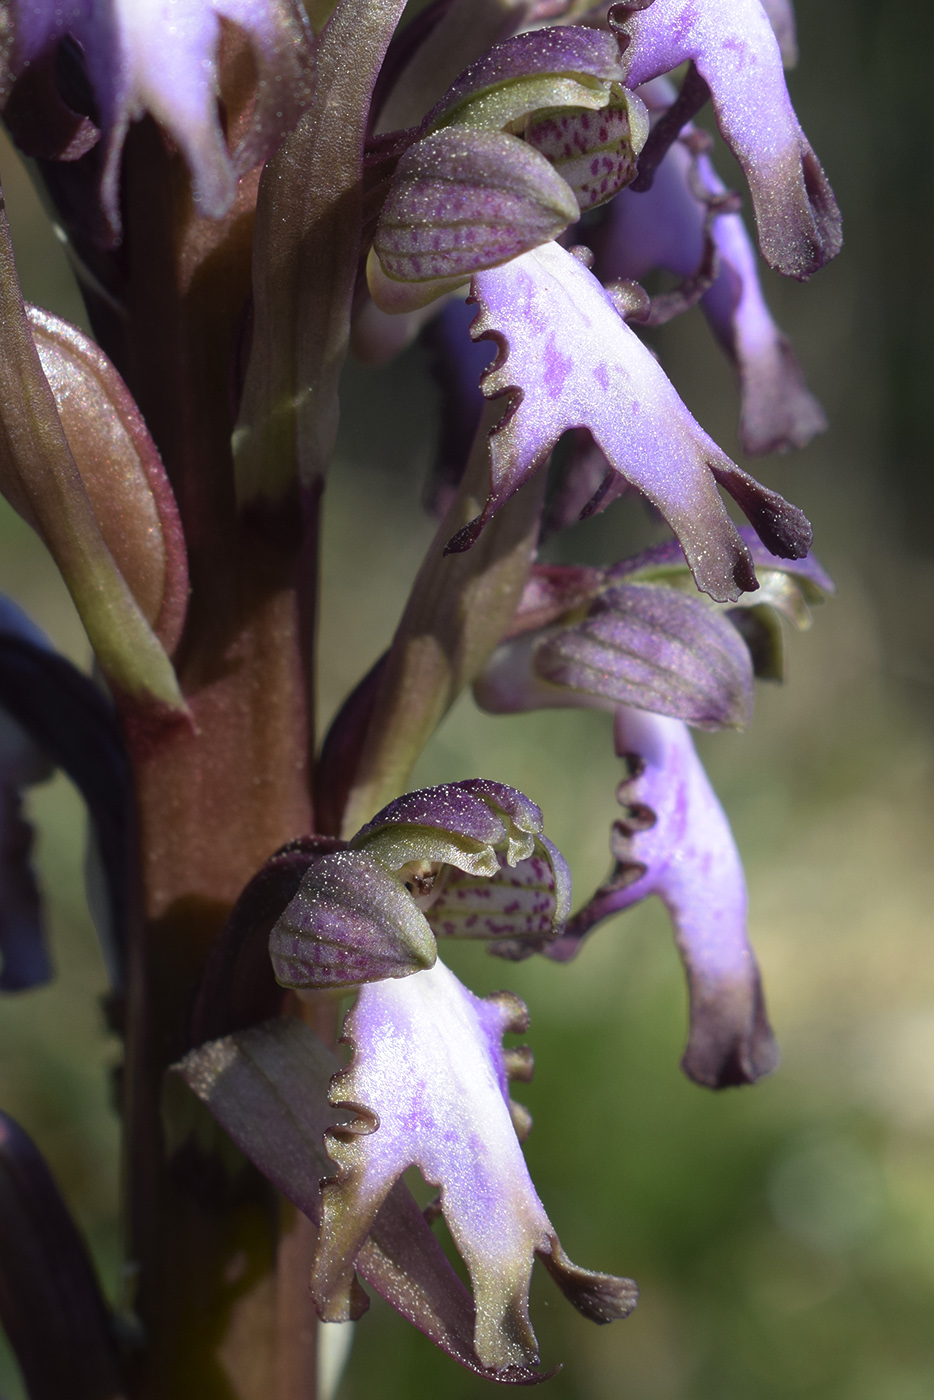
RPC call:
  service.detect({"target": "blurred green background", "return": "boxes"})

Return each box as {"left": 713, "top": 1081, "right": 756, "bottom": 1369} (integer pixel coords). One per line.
{"left": 2, "top": 3, "right": 934, "bottom": 1397}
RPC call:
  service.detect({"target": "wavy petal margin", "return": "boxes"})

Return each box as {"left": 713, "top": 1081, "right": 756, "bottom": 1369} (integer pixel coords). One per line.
{"left": 313, "top": 958, "right": 638, "bottom": 1369}
{"left": 453, "top": 240, "right": 811, "bottom": 602}
{"left": 549, "top": 707, "right": 779, "bottom": 1088}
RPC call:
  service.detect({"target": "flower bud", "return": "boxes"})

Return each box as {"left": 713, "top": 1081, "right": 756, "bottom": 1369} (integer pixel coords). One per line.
{"left": 370, "top": 127, "right": 579, "bottom": 311}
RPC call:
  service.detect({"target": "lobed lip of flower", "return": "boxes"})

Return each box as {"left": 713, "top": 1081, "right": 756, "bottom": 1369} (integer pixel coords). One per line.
{"left": 1, "top": 0, "right": 316, "bottom": 236}
{"left": 447, "top": 238, "right": 812, "bottom": 604}
{"left": 612, "top": 0, "right": 841, "bottom": 280}
{"left": 548, "top": 707, "right": 780, "bottom": 1089}
{"left": 312, "top": 956, "right": 638, "bottom": 1371}
{"left": 171, "top": 1013, "right": 556, "bottom": 1383}
{"left": 269, "top": 780, "right": 571, "bottom": 990}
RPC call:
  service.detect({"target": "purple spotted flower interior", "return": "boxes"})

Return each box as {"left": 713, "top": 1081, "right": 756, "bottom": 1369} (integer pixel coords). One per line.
{"left": 0, "top": 0, "right": 839, "bottom": 1394}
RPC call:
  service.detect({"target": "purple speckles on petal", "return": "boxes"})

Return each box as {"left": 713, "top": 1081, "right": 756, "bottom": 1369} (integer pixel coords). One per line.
{"left": 526, "top": 93, "right": 646, "bottom": 212}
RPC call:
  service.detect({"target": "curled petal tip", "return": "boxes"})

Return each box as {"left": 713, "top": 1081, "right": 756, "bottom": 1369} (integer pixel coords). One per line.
{"left": 681, "top": 973, "right": 780, "bottom": 1088}
{"left": 539, "top": 1240, "right": 639, "bottom": 1323}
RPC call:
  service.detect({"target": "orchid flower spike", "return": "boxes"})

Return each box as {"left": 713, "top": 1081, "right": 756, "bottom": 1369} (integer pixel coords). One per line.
{"left": 0, "top": 0, "right": 316, "bottom": 235}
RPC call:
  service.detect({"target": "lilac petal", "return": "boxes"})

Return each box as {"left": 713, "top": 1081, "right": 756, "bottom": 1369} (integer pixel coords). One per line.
{"left": 269, "top": 850, "right": 437, "bottom": 990}
{"left": 424, "top": 25, "right": 625, "bottom": 134}
{"left": 760, "top": 0, "right": 798, "bottom": 66}
{"left": 353, "top": 779, "right": 543, "bottom": 873}
{"left": 0, "top": 711, "right": 52, "bottom": 991}
{"left": 0, "top": 1111, "right": 123, "bottom": 1399}
{"left": 616, "top": 0, "right": 841, "bottom": 279}
{"left": 698, "top": 174, "right": 828, "bottom": 454}
{"left": 313, "top": 958, "right": 637, "bottom": 1369}
{"left": 173, "top": 1017, "right": 551, "bottom": 1383}
{"left": 427, "top": 836, "right": 571, "bottom": 952}
{"left": 455, "top": 240, "right": 811, "bottom": 602}
{"left": 550, "top": 708, "right": 778, "bottom": 1088}
{"left": 0, "top": 1, "right": 85, "bottom": 87}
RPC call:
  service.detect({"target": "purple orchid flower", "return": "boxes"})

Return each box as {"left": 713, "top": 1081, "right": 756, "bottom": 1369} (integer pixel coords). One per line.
{"left": 0, "top": 706, "right": 51, "bottom": 992}
{"left": 452, "top": 238, "right": 811, "bottom": 602}
{"left": 593, "top": 86, "right": 827, "bottom": 454}
{"left": 474, "top": 540, "right": 832, "bottom": 1083}
{"left": 551, "top": 706, "right": 779, "bottom": 1089}
{"left": 314, "top": 955, "right": 637, "bottom": 1371}
{"left": 0, "top": 0, "right": 315, "bottom": 233}
{"left": 0, "top": 595, "right": 134, "bottom": 990}
{"left": 614, "top": 0, "right": 842, "bottom": 278}
{"left": 217, "top": 780, "right": 629, "bottom": 1372}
